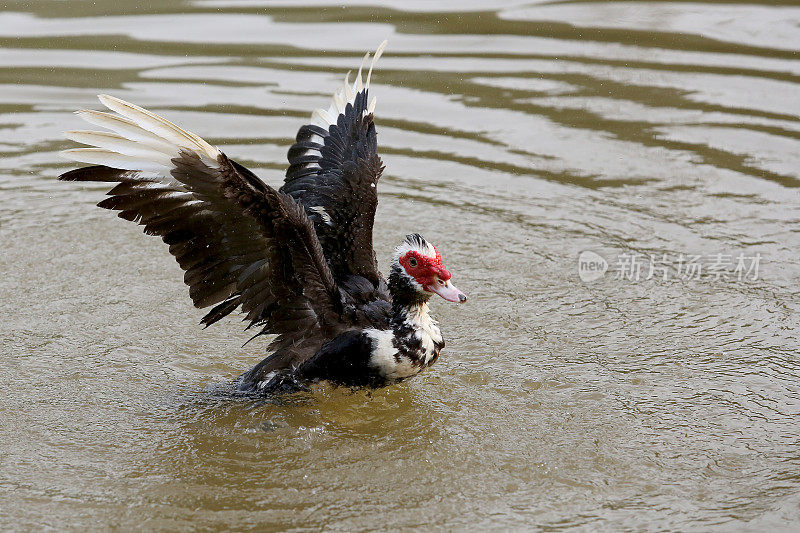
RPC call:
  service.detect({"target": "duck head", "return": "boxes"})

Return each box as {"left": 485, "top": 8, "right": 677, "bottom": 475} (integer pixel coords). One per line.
{"left": 389, "top": 233, "right": 467, "bottom": 304}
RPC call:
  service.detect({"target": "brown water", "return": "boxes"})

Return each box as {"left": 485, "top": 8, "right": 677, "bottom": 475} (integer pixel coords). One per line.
{"left": 2, "top": 0, "right": 800, "bottom": 530}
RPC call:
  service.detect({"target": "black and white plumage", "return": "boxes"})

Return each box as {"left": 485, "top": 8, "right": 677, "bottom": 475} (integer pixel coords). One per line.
{"left": 59, "top": 41, "right": 467, "bottom": 393}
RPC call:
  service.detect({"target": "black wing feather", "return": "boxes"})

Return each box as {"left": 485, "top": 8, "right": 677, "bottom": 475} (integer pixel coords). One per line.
{"left": 281, "top": 90, "right": 385, "bottom": 285}
{"left": 60, "top": 152, "right": 344, "bottom": 350}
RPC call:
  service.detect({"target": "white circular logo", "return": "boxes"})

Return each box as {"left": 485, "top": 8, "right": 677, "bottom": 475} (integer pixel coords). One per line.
{"left": 578, "top": 251, "right": 608, "bottom": 282}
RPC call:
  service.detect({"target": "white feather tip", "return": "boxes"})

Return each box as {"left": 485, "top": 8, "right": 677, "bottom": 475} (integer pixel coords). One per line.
{"left": 96, "top": 94, "right": 220, "bottom": 159}
{"left": 366, "top": 40, "right": 388, "bottom": 89}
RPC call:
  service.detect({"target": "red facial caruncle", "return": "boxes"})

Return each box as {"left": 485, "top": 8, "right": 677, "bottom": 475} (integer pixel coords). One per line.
{"left": 399, "top": 246, "right": 466, "bottom": 303}
{"left": 399, "top": 248, "right": 450, "bottom": 287}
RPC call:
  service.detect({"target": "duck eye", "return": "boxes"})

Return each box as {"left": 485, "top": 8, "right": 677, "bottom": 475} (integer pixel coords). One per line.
{"left": 408, "top": 257, "right": 418, "bottom": 267}
{"left": 438, "top": 278, "right": 445, "bottom": 286}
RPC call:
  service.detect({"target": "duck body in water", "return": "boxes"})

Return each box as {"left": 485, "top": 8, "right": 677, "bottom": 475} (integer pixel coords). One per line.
{"left": 58, "top": 42, "right": 467, "bottom": 394}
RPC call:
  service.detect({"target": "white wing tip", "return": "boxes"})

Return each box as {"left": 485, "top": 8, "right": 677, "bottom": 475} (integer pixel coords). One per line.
{"left": 97, "top": 93, "right": 117, "bottom": 105}
{"left": 97, "top": 93, "right": 221, "bottom": 158}
{"left": 313, "top": 40, "right": 388, "bottom": 125}
{"left": 63, "top": 130, "right": 97, "bottom": 145}
{"left": 59, "top": 148, "right": 79, "bottom": 160}
{"left": 66, "top": 95, "right": 223, "bottom": 171}
{"left": 375, "top": 40, "right": 388, "bottom": 60}
{"left": 311, "top": 108, "right": 335, "bottom": 128}
{"left": 366, "top": 40, "right": 388, "bottom": 90}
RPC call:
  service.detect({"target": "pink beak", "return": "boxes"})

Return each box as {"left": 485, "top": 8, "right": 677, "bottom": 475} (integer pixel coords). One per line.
{"left": 426, "top": 279, "right": 467, "bottom": 303}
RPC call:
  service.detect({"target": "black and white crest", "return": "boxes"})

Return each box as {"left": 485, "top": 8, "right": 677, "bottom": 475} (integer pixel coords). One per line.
{"left": 405, "top": 233, "right": 430, "bottom": 251}
{"left": 394, "top": 233, "right": 437, "bottom": 262}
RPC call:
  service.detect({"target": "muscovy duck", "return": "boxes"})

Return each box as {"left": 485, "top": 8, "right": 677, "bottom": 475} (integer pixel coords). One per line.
{"left": 58, "top": 41, "right": 467, "bottom": 393}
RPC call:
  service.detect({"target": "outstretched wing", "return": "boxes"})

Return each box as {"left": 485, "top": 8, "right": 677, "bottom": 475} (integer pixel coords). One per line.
{"left": 59, "top": 95, "right": 345, "bottom": 348}
{"left": 281, "top": 41, "right": 387, "bottom": 285}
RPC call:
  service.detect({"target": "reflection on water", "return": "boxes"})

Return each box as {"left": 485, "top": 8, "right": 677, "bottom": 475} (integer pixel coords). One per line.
{"left": 1, "top": 0, "right": 799, "bottom": 529}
